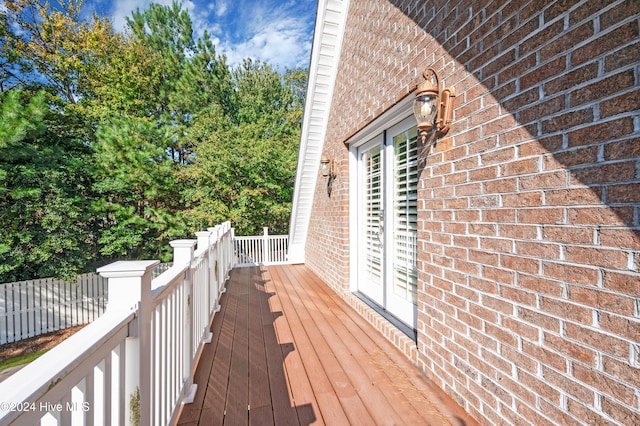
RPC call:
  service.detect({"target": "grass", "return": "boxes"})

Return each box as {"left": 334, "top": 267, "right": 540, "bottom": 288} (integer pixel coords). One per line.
{"left": 0, "top": 350, "right": 48, "bottom": 372}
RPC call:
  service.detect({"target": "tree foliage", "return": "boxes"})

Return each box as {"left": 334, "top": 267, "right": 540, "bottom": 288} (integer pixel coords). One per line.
{"left": 0, "top": 0, "right": 306, "bottom": 281}
{"left": 0, "top": 90, "right": 97, "bottom": 280}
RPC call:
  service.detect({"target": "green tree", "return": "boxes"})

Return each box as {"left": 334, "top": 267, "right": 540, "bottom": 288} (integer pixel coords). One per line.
{"left": 92, "top": 115, "right": 185, "bottom": 261}
{"left": 0, "top": 90, "right": 97, "bottom": 281}
{"left": 182, "top": 60, "right": 305, "bottom": 235}
{"left": 3, "top": 0, "right": 121, "bottom": 104}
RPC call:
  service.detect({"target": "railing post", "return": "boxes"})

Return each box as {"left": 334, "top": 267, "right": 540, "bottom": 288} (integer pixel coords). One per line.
{"left": 97, "top": 260, "right": 158, "bottom": 426}
{"left": 169, "top": 239, "right": 199, "bottom": 405}
{"left": 263, "top": 227, "right": 269, "bottom": 264}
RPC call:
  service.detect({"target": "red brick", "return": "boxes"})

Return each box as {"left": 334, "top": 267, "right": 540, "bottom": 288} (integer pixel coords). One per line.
{"left": 502, "top": 158, "right": 539, "bottom": 176}
{"left": 454, "top": 182, "right": 482, "bottom": 197}
{"left": 565, "top": 246, "right": 629, "bottom": 270}
{"left": 567, "top": 117, "right": 635, "bottom": 148}
{"left": 567, "top": 206, "right": 634, "bottom": 227}
{"left": 544, "top": 62, "right": 598, "bottom": 97}
{"left": 601, "top": 88, "right": 640, "bottom": 119}
{"left": 573, "top": 363, "right": 637, "bottom": 407}
{"left": 522, "top": 57, "right": 568, "bottom": 91}
{"left": 518, "top": 306, "right": 561, "bottom": 333}
{"left": 521, "top": 135, "right": 563, "bottom": 157}
{"left": 544, "top": 331, "right": 597, "bottom": 366}
{"left": 519, "top": 369, "right": 562, "bottom": 404}
{"left": 539, "top": 296, "right": 592, "bottom": 325}
{"left": 483, "top": 266, "right": 516, "bottom": 285}
{"left": 542, "top": 366, "right": 595, "bottom": 405}
{"left": 573, "top": 21, "right": 640, "bottom": 66}
{"left": 516, "top": 241, "right": 561, "bottom": 260}
{"left": 603, "top": 271, "right": 640, "bottom": 296}
{"left": 603, "top": 137, "right": 640, "bottom": 161}
{"left": 569, "top": 286, "right": 635, "bottom": 316}
{"left": 522, "top": 340, "right": 568, "bottom": 372}
{"left": 565, "top": 322, "right": 631, "bottom": 359}
{"left": 502, "top": 284, "right": 537, "bottom": 307}
{"left": 481, "top": 147, "right": 515, "bottom": 165}
{"left": 483, "top": 177, "right": 518, "bottom": 194}
{"left": 468, "top": 276, "right": 498, "bottom": 295}
{"left": 499, "top": 223, "right": 538, "bottom": 239}
{"left": 501, "top": 345, "right": 538, "bottom": 374}
{"left": 604, "top": 41, "right": 640, "bottom": 73}
{"left": 545, "top": 187, "right": 603, "bottom": 206}
{"left": 543, "top": 262, "right": 600, "bottom": 286}
{"left": 602, "top": 355, "right": 640, "bottom": 388}
{"left": 541, "top": 108, "right": 595, "bottom": 134}
{"left": 467, "top": 136, "right": 498, "bottom": 155}
{"left": 520, "top": 171, "right": 566, "bottom": 190}
{"left": 485, "top": 322, "right": 518, "bottom": 347}
{"left": 601, "top": 396, "right": 640, "bottom": 426}
{"left": 514, "top": 401, "right": 553, "bottom": 426}
{"left": 518, "top": 274, "right": 564, "bottom": 297}
{"left": 503, "top": 316, "right": 538, "bottom": 340}
{"left": 502, "top": 191, "right": 543, "bottom": 207}
{"left": 570, "top": 70, "right": 636, "bottom": 108}
{"left": 483, "top": 208, "right": 516, "bottom": 223}
{"left": 540, "top": 399, "right": 584, "bottom": 426}
{"left": 599, "top": 312, "right": 640, "bottom": 342}
{"left": 500, "top": 254, "right": 540, "bottom": 274}
{"left": 543, "top": 226, "right": 593, "bottom": 245}
{"left": 520, "top": 95, "right": 567, "bottom": 127}
{"left": 498, "top": 124, "right": 537, "bottom": 147}
{"left": 469, "top": 165, "right": 498, "bottom": 181}
{"left": 600, "top": 228, "right": 640, "bottom": 250}
{"left": 502, "top": 87, "right": 539, "bottom": 112}
{"left": 469, "top": 249, "right": 500, "bottom": 267}
{"left": 569, "top": 161, "right": 637, "bottom": 185}
{"left": 544, "top": 146, "right": 599, "bottom": 170}
{"left": 608, "top": 183, "right": 640, "bottom": 204}
{"left": 518, "top": 208, "right": 563, "bottom": 224}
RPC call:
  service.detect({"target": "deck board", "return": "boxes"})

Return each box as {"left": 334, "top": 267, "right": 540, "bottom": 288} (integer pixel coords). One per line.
{"left": 177, "top": 264, "right": 474, "bottom": 425}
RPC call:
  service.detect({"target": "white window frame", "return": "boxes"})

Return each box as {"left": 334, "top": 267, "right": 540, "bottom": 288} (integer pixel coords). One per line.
{"left": 346, "top": 94, "right": 417, "bottom": 326}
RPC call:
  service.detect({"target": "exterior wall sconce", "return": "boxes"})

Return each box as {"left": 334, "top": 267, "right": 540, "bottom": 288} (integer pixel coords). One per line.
{"left": 413, "top": 67, "right": 456, "bottom": 143}
{"left": 320, "top": 152, "right": 337, "bottom": 178}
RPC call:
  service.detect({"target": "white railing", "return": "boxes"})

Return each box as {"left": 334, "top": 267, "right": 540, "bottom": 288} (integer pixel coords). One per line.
{"left": 0, "top": 264, "right": 173, "bottom": 345}
{"left": 233, "top": 227, "right": 289, "bottom": 266}
{"left": 0, "top": 222, "right": 234, "bottom": 426}
{"left": 0, "top": 274, "right": 107, "bottom": 344}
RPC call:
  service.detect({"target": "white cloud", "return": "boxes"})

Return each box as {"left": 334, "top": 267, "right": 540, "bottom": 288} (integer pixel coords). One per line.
{"left": 99, "top": 0, "right": 313, "bottom": 70}
{"left": 220, "top": 17, "right": 311, "bottom": 69}
{"left": 212, "top": 2, "right": 314, "bottom": 70}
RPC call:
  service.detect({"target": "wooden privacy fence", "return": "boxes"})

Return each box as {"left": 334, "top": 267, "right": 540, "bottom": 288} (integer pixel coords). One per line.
{"left": 0, "top": 222, "right": 235, "bottom": 426}
{"left": 0, "top": 263, "right": 173, "bottom": 345}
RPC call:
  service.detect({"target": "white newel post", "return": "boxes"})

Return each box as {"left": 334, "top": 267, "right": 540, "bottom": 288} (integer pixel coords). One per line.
{"left": 169, "top": 239, "right": 198, "bottom": 404}
{"left": 263, "top": 227, "right": 270, "bottom": 264}
{"left": 97, "top": 260, "right": 158, "bottom": 426}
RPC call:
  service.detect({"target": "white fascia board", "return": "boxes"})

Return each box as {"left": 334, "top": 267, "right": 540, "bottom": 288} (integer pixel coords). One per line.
{"left": 288, "top": 0, "right": 350, "bottom": 263}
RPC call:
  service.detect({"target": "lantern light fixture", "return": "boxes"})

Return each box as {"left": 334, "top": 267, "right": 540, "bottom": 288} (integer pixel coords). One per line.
{"left": 320, "top": 152, "right": 337, "bottom": 178}
{"left": 413, "top": 67, "right": 456, "bottom": 143}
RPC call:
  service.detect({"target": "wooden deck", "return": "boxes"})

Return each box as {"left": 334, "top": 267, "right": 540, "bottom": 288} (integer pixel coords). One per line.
{"left": 177, "top": 264, "right": 475, "bottom": 425}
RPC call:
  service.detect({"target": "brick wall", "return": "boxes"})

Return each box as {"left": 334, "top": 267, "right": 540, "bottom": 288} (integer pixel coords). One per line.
{"left": 304, "top": 0, "right": 640, "bottom": 424}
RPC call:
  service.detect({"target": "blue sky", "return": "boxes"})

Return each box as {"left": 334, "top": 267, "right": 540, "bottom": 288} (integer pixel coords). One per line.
{"left": 84, "top": 0, "right": 318, "bottom": 70}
